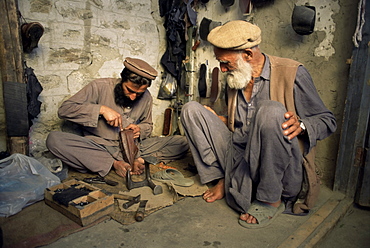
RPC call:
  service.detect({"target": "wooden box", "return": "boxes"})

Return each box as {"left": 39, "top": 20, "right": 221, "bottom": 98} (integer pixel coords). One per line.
{"left": 44, "top": 179, "right": 114, "bottom": 226}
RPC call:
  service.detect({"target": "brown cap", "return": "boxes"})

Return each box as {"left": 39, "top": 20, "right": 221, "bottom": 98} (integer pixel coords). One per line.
{"left": 123, "top": 57, "right": 158, "bottom": 80}
{"left": 207, "top": 20, "right": 261, "bottom": 50}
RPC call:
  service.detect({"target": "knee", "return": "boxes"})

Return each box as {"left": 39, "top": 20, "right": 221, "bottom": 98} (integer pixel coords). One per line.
{"left": 181, "top": 101, "right": 203, "bottom": 122}
{"left": 46, "top": 131, "right": 62, "bottom": 151}
{"left": 182, "top": 101, "right": 202, "bottom": 115}
{"left": 255, "top": 101, "right": 286, "bottom": 129}
{"left": 178, "top": 135, "right": 189, "bottom": 149}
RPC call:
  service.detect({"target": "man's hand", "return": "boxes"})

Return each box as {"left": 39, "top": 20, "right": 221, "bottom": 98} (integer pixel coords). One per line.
{"left": 100, "top": 105, "right": 122, "bottom": 129}
{"left": 203, "top": 105, "right": 228, "bottom": 125}
{"left": 125, "top": 124, "right": 141, "bottom": 139}
{"left": 203, "top": 105, "right": 217, "bottom": 115}
{"left": 282, "top": 111, "right": 301, "bottom": 140}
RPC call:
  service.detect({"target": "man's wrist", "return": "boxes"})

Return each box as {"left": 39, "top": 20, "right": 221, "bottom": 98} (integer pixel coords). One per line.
{"left": 298, "top": 119, "right": 306, "bottom": 135}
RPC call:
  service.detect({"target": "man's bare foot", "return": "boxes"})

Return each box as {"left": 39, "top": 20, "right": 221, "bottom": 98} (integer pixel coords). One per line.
{"left": 112, "top": 160, "right": 131, "bottom": 177}
{"left": 239, "top": 200, "right": 281, "bottom": 224}
{"left": 113, "top": 158, "right": 145, "bottom": 177}
{"left": 203, "top": 178, "right": 225, "bottom": 203}
{"left": 131, "top": 157, "right": 145, "bottom": 175}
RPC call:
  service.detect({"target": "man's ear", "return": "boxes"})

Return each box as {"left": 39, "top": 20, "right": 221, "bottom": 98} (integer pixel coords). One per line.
{"left": 242, "top": 49, "right": 253, "bottom": 61}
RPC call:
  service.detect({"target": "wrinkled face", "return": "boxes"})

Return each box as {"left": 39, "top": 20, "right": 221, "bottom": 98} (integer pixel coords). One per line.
{"left": 214, "top": 47, "right": 253, "bottom": 90}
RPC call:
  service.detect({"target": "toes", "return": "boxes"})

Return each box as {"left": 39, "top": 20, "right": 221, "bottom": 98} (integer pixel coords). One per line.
{"left": 247, "top": 215, "right": 257, "bottom": 224}
{"left": 240, "top": 214, "right": 248, "bottom": 221}
{"left": 203, "top": 190, "right": 213, "bottom": 200}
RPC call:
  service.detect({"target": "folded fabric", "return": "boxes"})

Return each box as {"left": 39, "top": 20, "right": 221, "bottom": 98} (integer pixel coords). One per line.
{"left": 151, "top": 169, "right": 194, "bottom": 187}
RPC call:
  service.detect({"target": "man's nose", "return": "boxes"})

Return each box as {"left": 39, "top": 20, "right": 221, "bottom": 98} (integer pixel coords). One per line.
{"left": 220, "top": 64, "right": 229, "bottom": 72}
{"left": 129, "top": 94, "right": 137, "bottom": 100}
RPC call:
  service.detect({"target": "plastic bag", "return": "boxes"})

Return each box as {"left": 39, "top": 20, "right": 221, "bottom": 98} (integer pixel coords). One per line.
{"left": 157, "top": 73, "right": 177, "bottom": 100}
{"left": 0, "top": 153, "right": 61, "bottom": 217}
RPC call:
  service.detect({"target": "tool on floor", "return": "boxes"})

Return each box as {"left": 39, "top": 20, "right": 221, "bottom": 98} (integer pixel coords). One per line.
{"left": 135, "top": 200, "right": 148, "bottom": 222}
{"left": 113, "top": 194, "right": 141, "bottom": 209}
{"left": 118, "top": 129, "right": 162, "bottom": 195}
{"left": 83, "top": 176, "right": 118, "bottom": 186}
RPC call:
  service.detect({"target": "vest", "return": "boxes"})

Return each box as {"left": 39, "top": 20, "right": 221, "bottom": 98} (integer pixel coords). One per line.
{"left": 227, "top": 54, "right": 320, "bottom": 214}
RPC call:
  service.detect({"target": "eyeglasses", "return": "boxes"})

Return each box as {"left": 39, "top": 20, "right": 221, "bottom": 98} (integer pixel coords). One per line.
{"left": 123, "top": 83, "right": 145, "bottom": 96}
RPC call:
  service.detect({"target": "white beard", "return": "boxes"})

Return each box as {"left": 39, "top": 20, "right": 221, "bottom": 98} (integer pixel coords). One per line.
{"left": 226, "top": 58, "right": 253, "bottom": 89}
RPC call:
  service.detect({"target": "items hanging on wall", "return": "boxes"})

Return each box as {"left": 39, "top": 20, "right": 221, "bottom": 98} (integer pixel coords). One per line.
{"left": 25, "top": 63, "right": 43, "bottom": 126}
{"left": 291, "top": 5, "right": 316, "bottom": 35}
{"left": 199, "top": 17, "right": 222, "bottom": 41}
{"left": 159, "top": 0, "right": 195, "bottom": 98}
{"left": 198, "top": 63, "right": 207, "bottom": 98}
{"left": 19, "top": 12, "right": 44, "bottom": 53}
{"left": 158, "top": 73, "right": 177, "bottom": 100}
{"left": 221, "top": 0, "right": 235, "bottom": 8}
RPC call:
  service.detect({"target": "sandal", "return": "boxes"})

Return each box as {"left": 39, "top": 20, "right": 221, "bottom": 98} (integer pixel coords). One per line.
{"left": 151, "top": 168, "right": 194, "bottom": 187}
{"left": 238, "top": 200, "right": 285, "bottom": 229}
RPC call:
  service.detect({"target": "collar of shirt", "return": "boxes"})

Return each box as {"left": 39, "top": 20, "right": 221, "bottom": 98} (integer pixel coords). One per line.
{"left": 258, "top": 53, "right": 270, "bottom": 81}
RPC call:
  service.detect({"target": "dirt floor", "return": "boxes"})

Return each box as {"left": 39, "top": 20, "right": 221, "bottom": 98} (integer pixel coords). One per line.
{"left": 1, "top": 153, "right": 370, "bottom": 248}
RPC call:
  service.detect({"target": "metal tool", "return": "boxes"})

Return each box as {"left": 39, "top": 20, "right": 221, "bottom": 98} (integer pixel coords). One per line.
{"left": 135, "top": 200, "right": 148, "bottom": 222}
{"left": 126, "top": 158, "right": 163, "bottom": 195}
{"left": 83, "top": 176, "right": 118, "bottom": 186}
{"left": 118, "top": 130, "right": 163, "bottom": 195}
{"left": 113, "top": 194, "right": 141, "bottom": 209}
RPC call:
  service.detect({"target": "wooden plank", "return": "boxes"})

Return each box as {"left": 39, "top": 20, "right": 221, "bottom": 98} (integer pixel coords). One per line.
{"left": 277, "top": 198, "right": 340, "bottom": 248}
{"left": 0, "top": 0, "right": 28, "bottom": 154}
{"left": 5, "top": 0, "right": 23, "bottom": 82}
{"left": 359, "top": 129, "right": 370, "bottom": 206}
{"left": 334, "top": 1, "right": 370, "bottom": 198}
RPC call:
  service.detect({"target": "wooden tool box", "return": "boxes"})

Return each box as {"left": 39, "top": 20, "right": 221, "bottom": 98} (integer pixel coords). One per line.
{"left": 44, "top": 179, "right": 114, "bottom": 226}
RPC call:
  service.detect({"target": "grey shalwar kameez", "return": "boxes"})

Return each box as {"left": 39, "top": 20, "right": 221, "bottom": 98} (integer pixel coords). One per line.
{"left": 46, "top": 78, "right": 188, "bottom": 177}
{"left": 181, "top": 55, "right": 336, "bottom": 214}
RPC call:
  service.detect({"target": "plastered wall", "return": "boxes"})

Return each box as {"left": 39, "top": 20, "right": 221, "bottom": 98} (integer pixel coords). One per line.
{"left": 2, "top": 0, "right": 359, "bottom": 187}
{"left": 185, "top": 0, "right": 357, "bottom": 187}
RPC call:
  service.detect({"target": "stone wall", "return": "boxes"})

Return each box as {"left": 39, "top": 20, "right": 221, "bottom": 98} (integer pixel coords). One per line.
{"left": 15, "top": 0, "right": 170, "bottom": 157}
{"left": 1, "top": 0, "right": 359, "bottom": 187}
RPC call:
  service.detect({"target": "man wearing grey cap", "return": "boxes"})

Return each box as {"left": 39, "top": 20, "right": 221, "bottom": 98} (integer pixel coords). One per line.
{"left": 181, "top": 20, "right": 336, "bottom": 228}
{"left": 46, "top": 57, "right": 188, "bottom": 178}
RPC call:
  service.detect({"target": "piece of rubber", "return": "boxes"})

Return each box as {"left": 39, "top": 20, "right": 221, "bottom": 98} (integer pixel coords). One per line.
{"left": 152, "top": 168, "right": 194, "bottom": 187}
{"left": 238, "top": 201, "right": 285, "bottom": 229}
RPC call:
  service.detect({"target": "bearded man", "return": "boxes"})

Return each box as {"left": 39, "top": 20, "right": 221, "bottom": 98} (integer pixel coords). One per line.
{"left": 47, "top": 57, "right": 188, "bottom": 178}
{"left": 180, "top": 21, "right": 336, "bottom": 228}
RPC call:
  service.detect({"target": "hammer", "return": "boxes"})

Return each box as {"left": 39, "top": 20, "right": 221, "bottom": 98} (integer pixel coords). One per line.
{"left": 135, "top": 200, "right": 148, "bottom": 222}
{"left": 113, "top": 194, "right": 141, "bottom": 209}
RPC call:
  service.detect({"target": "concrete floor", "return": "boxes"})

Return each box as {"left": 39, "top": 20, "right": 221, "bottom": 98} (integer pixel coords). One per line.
{"left": 316, "top": 204, "right": 370, "bottom": 248}
{"left": 42, "top": 186, "right": 370, "bottom": 248}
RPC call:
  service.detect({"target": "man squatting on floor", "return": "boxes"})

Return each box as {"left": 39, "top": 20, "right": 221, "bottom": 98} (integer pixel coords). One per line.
{"left": 181, "top": 20, "right": 337, "bottom": 228}
{"left": 46, "top": 57, "right": 188, "bottom": 178}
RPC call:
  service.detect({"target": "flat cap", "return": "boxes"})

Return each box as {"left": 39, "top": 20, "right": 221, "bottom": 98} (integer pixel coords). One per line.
{"left": 207, "top": 20, "right": 261, "bottom": 50}
{"left": 123, "top": 57, "right": 158, "bottom": 80}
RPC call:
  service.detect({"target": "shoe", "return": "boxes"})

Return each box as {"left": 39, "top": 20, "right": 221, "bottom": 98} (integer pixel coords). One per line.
{"left": 221, "top": 0, "right": 235, "bottom": 8}
{"left": 152, "top": 168, "right": 194, "bottom": 187}
{"left": 21, "top": 22, "right": 44, "bottom": 53}
{"left": 210, "top": 67, "right": 220, "bottom": 102}
{"left": 238, "top": 200, "right": 285, "bottom": 229}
